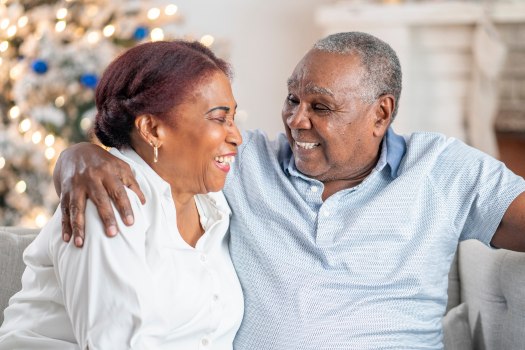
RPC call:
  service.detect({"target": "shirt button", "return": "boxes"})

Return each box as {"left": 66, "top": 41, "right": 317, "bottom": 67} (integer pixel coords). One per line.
{"left": 310, "top": 186, "right": 319, "bottom": 193}
{"left": 201, "top": 338, "right": 209, "bottom": 346}
{"left": 323, "top": 210, "right": 330, "bottom": 217}
{"left": 200, "top": 254, "right": 207, "bottom": 263}
{"left": 213, "top": 294, "right": 219, "bottom": 302}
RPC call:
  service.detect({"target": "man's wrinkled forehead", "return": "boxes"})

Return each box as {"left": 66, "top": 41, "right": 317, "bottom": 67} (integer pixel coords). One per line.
{"left": 286, "top": 78, "right": 334, "bottom": 97}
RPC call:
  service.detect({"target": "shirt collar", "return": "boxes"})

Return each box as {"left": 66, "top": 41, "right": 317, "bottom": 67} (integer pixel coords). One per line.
{"left": 385, "top": 127, "right": 406, "bottom": 178}
{"left": 286, "top": 126, "right": 406, "bottom": 180}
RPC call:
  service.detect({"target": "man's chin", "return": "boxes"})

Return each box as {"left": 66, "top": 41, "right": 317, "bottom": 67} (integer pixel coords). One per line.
{"left": 295, "top": 160, "right": 323, "bottom": 179}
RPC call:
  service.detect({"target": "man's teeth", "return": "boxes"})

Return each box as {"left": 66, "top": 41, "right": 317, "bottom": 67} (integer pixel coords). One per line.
{"left": 215, "top": 156, "right": 235, "bottom": 164}
{"left": 296, "top": 141, "right": 320, "bottom": 150}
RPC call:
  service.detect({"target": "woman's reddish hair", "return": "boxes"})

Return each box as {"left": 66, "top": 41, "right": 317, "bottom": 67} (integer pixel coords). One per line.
{"left": 94, "top": 40, "right": 232, "bottom": 148}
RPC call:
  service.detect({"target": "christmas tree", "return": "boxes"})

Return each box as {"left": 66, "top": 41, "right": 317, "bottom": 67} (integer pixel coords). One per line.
{"left": 0, "top": 0, "right": 220, "bottom": 227}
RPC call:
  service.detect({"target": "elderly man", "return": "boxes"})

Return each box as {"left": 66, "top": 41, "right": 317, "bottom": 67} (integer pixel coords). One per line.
{"left": 54, "top": 32, "right": 525, "bottom": 349}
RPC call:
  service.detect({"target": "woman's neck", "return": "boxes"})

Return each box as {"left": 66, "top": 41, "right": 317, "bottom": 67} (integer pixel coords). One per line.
{"left": 173, "top": 193, "right": 204, "bottom": 248}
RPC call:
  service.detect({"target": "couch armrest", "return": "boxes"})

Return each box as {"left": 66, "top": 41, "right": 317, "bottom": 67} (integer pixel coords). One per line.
{"left": 458, "top": 239, "right": 525, "bottom": 350}
{"left": 0, "top": 226, "right": 39, "bottom": 325}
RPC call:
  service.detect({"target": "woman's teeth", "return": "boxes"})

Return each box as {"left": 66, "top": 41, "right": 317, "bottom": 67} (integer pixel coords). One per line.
{"left": 215, "top": 156, "right": 235, "bottom": 164}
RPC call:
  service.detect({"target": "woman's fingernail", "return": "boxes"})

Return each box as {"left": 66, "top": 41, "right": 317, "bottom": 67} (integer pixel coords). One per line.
{"left": 75, "top": 236, "right": 83, "bottom": 247}
{"left": 63, "top": 233, "right": 70, "bottom": 242}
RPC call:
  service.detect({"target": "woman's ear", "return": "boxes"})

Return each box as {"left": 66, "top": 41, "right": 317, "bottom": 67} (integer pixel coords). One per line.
{"left": 373, "top": 94, "right": 394, "bottom": 137}
{"left": 135, "top": 114, "right": 161, "bottom": 146}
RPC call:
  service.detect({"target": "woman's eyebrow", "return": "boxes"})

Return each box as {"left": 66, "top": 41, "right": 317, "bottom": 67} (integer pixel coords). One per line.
{"left": 205, "top": 104, "right": 238, "bottom": 114}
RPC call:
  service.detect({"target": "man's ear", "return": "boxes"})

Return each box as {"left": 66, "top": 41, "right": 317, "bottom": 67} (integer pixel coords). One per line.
{"left": 373, "top": 94, "right": 394, "bottom": 137}
{"left": 135, "top": 114, "right": 161, "bottom": 146}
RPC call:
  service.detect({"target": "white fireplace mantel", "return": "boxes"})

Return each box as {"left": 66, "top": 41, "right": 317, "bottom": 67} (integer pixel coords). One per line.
{"left": 315, "top": 1, "right": 525, "bottom": 156}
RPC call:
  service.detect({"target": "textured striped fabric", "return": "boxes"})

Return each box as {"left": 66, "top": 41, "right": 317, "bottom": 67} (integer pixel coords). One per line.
{"left": 223, "top": 127, "right": 525, "bottom": 350}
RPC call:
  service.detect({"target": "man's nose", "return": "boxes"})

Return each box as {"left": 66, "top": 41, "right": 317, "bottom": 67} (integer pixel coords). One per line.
{"left": 286, "top": 106, "right": 311, "bottom": 129}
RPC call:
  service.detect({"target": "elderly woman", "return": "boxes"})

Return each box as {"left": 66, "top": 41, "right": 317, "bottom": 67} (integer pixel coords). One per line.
{"left": 0, "top": 41, "right": 243, "bottom": 349}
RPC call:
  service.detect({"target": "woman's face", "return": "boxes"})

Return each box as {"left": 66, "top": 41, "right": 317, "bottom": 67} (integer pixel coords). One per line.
{"left": 155, "top": 71, "right": 242, "bottom": 195}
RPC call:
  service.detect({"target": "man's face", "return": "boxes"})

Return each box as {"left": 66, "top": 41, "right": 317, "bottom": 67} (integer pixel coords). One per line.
{"left": 282, "top": 49, "right": 391, "bottom": 183}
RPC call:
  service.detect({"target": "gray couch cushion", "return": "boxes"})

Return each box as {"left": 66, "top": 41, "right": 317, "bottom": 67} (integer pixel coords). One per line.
{"left": 442, "top": 303, "right": 473, "bottom": 350}
{"left": 459, "top": 239, "right": 525, "bottom": 350}
{"left": 0, "top": 226, "right": 39, "bottom": 325}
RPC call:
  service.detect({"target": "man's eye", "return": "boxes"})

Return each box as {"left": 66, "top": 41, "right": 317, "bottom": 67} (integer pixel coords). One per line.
{"left": 313, "top": 104, "right": 330, "bottom": 111}
{"left": 286, "top": 94, "right": 298, "bottom": 104}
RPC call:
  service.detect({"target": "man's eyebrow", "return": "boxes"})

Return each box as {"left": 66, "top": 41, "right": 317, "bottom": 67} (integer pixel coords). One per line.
{"left": 286, "top": 78, "right": 334, "bottom": 97}
{"left": 306, "top": 84, "right": 334, "bottom": 97}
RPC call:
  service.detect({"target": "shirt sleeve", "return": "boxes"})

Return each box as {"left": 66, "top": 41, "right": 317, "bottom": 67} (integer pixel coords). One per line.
{"left": 52, "top": 188, "right": 154, "bottom": 349}
{"left": 437, "top": 140, "right": 525, "bottom": 245}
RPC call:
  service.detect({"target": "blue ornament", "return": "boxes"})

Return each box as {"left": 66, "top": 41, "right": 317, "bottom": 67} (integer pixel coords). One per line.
{"left": 133, "top": 26, "right": 149, "bottom": 41}
{"left": 80, "top": 73, "right": 98, "bottom": 89}
{"left": 31, "top": 59, "right": 48, "bottom": 74}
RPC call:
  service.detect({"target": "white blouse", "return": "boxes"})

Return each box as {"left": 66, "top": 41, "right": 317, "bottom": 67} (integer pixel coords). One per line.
{"left": 0, "top": 148, "right": 244, "bottom": 350}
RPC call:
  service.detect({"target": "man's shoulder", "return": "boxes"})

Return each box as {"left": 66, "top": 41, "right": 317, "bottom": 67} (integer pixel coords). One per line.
{"left": 239, "top": 129, "right": 291, "bottom": 161}
{"left": 403, "top": 131, "right": 476, "bottom": 160}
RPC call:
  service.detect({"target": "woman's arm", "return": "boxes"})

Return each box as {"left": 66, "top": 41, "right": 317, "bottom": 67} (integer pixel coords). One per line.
{"left": 53, "top": 143, "right": 145, "bottom": 247}
{"left": 53, "top": 189, "right": 152, "bottom": 348}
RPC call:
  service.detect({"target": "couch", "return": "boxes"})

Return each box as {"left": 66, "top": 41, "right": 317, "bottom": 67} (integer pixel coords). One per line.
{"left": 1, "top": 226, "right": 524, "bottom": 349}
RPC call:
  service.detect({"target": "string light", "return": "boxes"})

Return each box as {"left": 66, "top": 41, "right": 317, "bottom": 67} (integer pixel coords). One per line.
{"left": 17, "top": 16, "right": 28, "bottom": 28}
{"left": 87, "top": 31, "right": 101, "bottom": 44}
{"left": 55, "top": 20, "right": 67, "bottom": 32}
{"left": 147, "top": 8, "right": 161, "bottom": 20}
{"left": 165, "top": 4, "right": 178, "bottom": 16}
{"left": 45, "top": 147, "right": 56, "bottom": 160}
{"left": 32, "top": 131, "right": 43, "bottom": 144}
{"left": 9, "top": 106, "right": 20, "bottom": 119}
{"left": 55, "top": 96, "right": 65, "bottom": 108}
{"left": 35, "top": 213, "right": 48, "bottom": 228}
{"left": 56, "top": 8, "right": 68, "bottom": 20}
{"left": 0, "top": 157, "right": 5, "bottom": 169}
{"left": 80, "top": 117, "right": 92, "bottom": 131}
{"left": 103, "top": 24, "right": 115, "bottom": 37}
{"left": 15, "top": 180, "right": 27, "bottom": 194}
{"left": 0, "top": 41, "right": 9, "bottom": 52}
{"left": 44, "top": 134, "right": 55, "bottom": 147}
{"left": 7, "top": 25, "right": 17, "bottom": 37}
{"left": 10, "top": 64, "right": 23, "bottom": 80}
{"left": 0, "top": 19, "right": 9, "bottom": 30}
{"left": 19, "top": 119, "right": 32, "bottom": 133}
{"left": 200, "top": 35, "right": 214, "bottom": 47}
{"left": 150, "top": 28, "right": 164, "bottom": 41}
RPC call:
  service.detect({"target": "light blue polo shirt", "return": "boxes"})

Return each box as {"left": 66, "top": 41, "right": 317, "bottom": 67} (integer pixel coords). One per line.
{"left": 223, "top": 128, "right": 525, "bottom": 349}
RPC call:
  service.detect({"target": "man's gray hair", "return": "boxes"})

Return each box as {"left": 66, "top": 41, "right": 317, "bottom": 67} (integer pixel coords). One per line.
{"left": 313, "top": 32, "right": 402, "bottom": 120}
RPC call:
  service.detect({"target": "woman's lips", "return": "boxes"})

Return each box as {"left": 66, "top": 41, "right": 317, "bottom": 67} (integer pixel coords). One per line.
{"left": 214, "top": 154, "right": 236, "bottom": 173}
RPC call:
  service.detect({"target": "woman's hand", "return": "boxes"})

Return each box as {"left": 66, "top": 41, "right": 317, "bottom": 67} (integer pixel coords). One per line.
{"left": 53, "top": 142, "right": 145, "bottom": 247}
